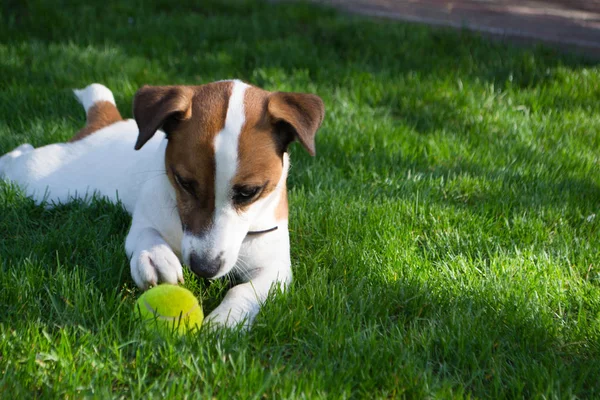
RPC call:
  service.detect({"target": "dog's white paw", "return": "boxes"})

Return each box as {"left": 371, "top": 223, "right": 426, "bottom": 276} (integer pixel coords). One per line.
{"left": 130, "top": 244, "right": 184, "bottom": 289}
{"left": 204, "top": 287, "right": 259, "bottom": 330}
{"left": 205, "top": 307, "right": 251, "bottom": 330}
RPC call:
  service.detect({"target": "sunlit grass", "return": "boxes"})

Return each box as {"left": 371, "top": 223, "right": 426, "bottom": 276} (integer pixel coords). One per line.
{"left": 1, "top": 0, "right": 599, "bottom": 397}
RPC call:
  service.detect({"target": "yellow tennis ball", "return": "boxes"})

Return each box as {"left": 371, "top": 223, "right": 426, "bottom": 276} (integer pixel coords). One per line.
{"left": 135, "top": 284, "right": 203, "bottom": 334}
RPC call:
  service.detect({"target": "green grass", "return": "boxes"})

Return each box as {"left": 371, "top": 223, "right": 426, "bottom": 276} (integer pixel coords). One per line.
{"left": 1, "top": 0, "right": 600, "bottom": 397}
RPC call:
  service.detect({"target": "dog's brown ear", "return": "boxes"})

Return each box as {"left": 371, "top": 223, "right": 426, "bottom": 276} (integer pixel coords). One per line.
{"left": 133, "top": 85, "right": 194, "bottom": 150}
{"left": 267, "top": 92, "right": 325, "bottom": 156}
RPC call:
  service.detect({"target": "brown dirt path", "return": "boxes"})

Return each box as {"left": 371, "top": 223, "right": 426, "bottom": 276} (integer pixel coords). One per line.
{"left": 309, "top": 0, "right": 600, "bottom": 57}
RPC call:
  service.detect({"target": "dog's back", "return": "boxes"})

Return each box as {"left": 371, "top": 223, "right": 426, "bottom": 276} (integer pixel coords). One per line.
{"left": 0, "top": 84, "right": 161, "bottom": 211}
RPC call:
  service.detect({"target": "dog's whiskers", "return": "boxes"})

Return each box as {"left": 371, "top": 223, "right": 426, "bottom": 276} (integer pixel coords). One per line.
{"left": 234, "top": 256, "right": 254, "bottom": 282}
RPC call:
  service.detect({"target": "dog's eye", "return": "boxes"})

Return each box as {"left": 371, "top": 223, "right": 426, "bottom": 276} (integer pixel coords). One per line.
{"left": 232, "top": 185, "right": 263, "bottom": 205}
{"left": 174, "top": 173, "right": 195, "bottom": 195}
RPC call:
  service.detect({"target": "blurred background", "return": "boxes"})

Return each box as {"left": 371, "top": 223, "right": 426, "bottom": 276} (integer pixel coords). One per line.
{"left": 299, "top": 0, "right": 600, "bottom": 57}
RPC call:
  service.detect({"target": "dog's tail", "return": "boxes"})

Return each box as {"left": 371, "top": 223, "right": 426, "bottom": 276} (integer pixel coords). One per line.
{"left": 70, "top": 84, "right": 123, "bottom": 142}
{"left": 73, "top": 83, "right": 116, "bottom": 113}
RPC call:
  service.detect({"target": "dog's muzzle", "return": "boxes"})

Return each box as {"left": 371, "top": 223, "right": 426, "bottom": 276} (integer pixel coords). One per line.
{"left": 189, "top": 252, "right": 223, "bottom": 279}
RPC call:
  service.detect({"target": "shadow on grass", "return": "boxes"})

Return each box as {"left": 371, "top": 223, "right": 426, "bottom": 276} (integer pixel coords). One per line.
{"left": 0, "top": 188, "right": 130, "bottom": 322}
{"left": 315, "top": 136, "right": 600, "bottom": 213}
{"left": 0, "top": 184, "right": 231, "bottom": 328}
{"left": 253, "top": 270, "right": 600, "bottom": 397}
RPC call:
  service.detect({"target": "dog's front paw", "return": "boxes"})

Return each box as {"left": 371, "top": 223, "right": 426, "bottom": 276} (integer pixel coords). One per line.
{"left": 204, "top": 289, "right": 259, "bottom": 330}
{"left": 130, "top": 244, "right": 184, "bottom": 289}
{"left": 205, "top": 307, "right": 251, "bottom": 330}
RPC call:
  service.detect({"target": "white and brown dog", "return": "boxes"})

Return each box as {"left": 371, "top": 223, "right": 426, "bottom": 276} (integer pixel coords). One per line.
{"left": 0, "top": 81, "right": 325, "bottom": 328}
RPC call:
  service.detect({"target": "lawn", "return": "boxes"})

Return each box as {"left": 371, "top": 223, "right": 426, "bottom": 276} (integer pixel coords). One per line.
{"left": 1, "top": 0, "right": 600, "bottom": 398}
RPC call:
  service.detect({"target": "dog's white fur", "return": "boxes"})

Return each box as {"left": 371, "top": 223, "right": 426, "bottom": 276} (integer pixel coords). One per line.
{"left": 0, "top": 82, "right": 292, "bottom": 329}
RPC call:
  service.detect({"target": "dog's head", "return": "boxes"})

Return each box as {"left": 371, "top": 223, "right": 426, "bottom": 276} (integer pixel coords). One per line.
{"left": 132, "top": 80, "right": 324, "bottom": 279}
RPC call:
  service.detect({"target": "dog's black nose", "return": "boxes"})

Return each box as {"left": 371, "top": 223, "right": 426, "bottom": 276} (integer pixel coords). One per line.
{"left": 188, "top": 253, "right": 222, "bottom": 279}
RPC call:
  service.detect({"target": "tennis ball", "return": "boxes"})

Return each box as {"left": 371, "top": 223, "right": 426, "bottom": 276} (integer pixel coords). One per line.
{"left": 135, "top": 284, "right": 203, "bottom": 334}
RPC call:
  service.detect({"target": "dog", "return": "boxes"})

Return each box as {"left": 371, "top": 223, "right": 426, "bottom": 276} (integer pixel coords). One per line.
{"left": 0, "top": 81, "right": 325, "bottom": 328}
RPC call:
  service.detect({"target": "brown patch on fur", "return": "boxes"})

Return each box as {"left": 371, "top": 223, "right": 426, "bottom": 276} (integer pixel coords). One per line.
{"left": 133, "top": 85, "right": 195, "bottom": 150}
{"left": 70, "top": 101, "right": 122, "bottom": 142}
{"left": 132, "top": 81, "right": 324, "bottom": 233}
{"left": 133, "top": 82, "right": 232, "bottom": 235}
{"left": 267, "top": 91, "right": 325, "bottom": 156}
{"left": 235, "top": 86, "right": 325, "bottom": 215}
{"left": 234, "top": 86, "right": 285, "bottom": 212}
